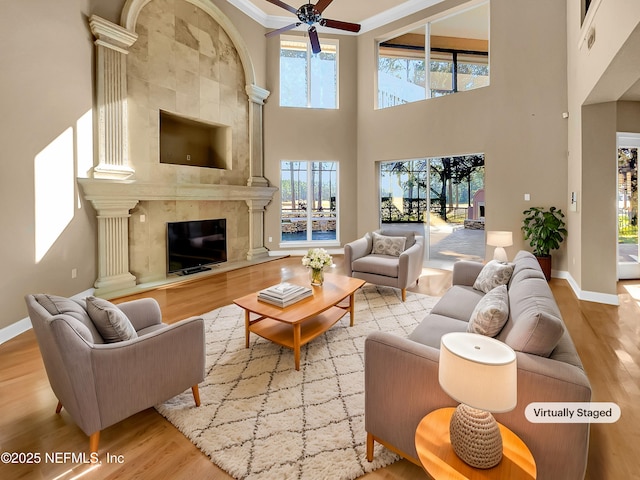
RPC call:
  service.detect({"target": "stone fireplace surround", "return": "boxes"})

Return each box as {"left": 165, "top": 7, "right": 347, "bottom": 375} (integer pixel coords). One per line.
{"left": 80, "top": 0, "right": 277, "bottom": 296}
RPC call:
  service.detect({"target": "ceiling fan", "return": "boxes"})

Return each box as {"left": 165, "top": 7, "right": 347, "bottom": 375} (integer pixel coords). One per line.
{"left": 264, "top": 0, "right": 361, "bottom": 54}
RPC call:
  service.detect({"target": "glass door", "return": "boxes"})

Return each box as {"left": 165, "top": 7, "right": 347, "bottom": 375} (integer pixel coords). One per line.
{"left": 379, "top": 155, "right": 485, "bottom": 269}
{"left": 617, "top": 133, "right": 640, "bottom": 279}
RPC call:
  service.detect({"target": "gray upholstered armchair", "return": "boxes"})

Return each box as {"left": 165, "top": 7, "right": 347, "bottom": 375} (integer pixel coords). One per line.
{"left": 344, "top": 229, "right": 425, "bottom": 301}
{"left": 25, "top": 294, "right": 205, "bottom": 452}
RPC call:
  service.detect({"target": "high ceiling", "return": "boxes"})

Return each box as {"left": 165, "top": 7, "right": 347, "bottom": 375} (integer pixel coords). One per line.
{"left": 234, "top": 0, "right": 451, "bottom": 33}
{"left": 251, "top": 0, "right": 415, "bottom": 24}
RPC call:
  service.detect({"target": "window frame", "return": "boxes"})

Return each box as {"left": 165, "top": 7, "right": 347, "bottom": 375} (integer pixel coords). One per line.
{"left": 376, "top": 1, "right": 490, "bottom": 109}
{"left": 280, "top": 160, "right": 340, "bottom": 248}
{"left": 279, "top": 35, "right": 340, "bottom": 110}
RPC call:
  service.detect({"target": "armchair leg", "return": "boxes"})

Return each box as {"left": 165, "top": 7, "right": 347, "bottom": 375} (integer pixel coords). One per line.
{"left": 401, "top": 288, "right": 406, "bottom": 302}
{"left": 366, "top": 432, "right": 374, "bottom": 462}
{"left": 55, "top": 401, "right": 63, "bottom": 414}
{"left": 89, "top": 431, "right": 100, "bottom": 453}
{"left": 191, "top": 385, "right": 201, "bottom": 407}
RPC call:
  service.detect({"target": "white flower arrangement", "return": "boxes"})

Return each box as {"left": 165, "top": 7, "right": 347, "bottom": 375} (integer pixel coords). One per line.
{"left": 301, "top": 248, "right": 333, "bottom": 271}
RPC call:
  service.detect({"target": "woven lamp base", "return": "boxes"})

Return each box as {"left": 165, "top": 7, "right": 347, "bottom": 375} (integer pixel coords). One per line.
{"left": 449, "top": 404, "right": 503, "bottom": 469}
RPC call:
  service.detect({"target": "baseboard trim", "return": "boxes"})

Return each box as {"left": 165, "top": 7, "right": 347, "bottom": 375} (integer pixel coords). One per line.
{"left": 269, "top": 248, "right": 345, "bottom": 257}
{"left": 0, "top": 317, "right": 32, "bottom": 345}
{"left": 563, "top": 272, "right": 620, "bottom": 306}
{"left": 0, "top": 288, "right": 95, "bottom": 345}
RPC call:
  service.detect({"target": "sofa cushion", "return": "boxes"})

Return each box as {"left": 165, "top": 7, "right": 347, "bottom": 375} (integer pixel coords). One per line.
{"left": 473, "top": 260, "right": 515, "bottom": 293}
{"left": 85, "top": 296, "right": 138, "bottom": 343}
{"left": 408, "top": 314, "right": 470, "bottom": 348}
{"left": 372, "top": 232, "right": 406, "bottom": 257}
{"left": 497, "top": 276, "right": 565, "bottom": 356}
{"left": 33, "top": 294, "right": 105, "bottom": 344}
{"left": 467, "top": 285, "right": 509, "bottom": 337}
{"left": 379, "top": 228, "right": 416, "bottom": 249}
{"left": 430, "top": 285, "right": 485, "bottom": 322}
{"left": 352, "top": 254, "right": 400, "bottom": 277}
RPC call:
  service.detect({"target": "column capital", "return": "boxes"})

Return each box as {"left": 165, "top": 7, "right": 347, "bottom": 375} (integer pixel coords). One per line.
{"left": 88, "top": 198, "right": 139, "bottom": 217}
{"left": 89, "top": 15, "right": 138, "bottom": 53}
{"left": 246, "top": 84, "right": 270, "bottom": 105}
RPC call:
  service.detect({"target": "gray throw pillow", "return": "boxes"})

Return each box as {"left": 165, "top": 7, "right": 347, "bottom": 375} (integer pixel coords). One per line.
{"left": 372, "top": 232, "right": 406, "bottom": 257}
{"left": 468, "top": 285, "right": 509, "bottom": 337}
{"left": 85, "top": 296, "right": 138, "bottom": 343}
{"left": 473, "top": 260, "right": 515, "bottom": 293}
{"left": 379, "top": 228, "right": 416, "bottom": 249}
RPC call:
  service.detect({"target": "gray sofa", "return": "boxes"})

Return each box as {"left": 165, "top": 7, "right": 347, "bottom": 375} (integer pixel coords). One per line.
{"left": 364, "top": 251, "right": 592, "bottom": 480}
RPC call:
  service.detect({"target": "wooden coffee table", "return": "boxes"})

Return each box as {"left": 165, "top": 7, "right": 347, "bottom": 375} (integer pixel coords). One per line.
{"left": 233, "top": 273, "right": 366, "bottom": 370}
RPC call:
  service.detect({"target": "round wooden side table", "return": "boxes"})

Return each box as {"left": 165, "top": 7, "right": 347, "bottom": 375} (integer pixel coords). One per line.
{"left": 415, "top": 407, "right": 537, "bottom": 480}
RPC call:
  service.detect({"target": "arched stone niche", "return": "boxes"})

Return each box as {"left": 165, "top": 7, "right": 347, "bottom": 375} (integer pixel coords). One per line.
{"left": 80, "top": 0, "right": 275, "bottom": 294}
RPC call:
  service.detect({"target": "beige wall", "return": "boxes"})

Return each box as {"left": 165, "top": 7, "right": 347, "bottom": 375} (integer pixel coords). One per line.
{"left": 0, "top": 0, "right": 267, "bottom": 332}
{"left": 356, "top": 0, "right": 569, "bottom": 264}
{"left": 567, "top": 0, "right": 640, "bottom": 299}
{"left": 263, "top": 33, "right": 358, "bottom": 251}
{"left": 0, "top": 0, "right": 97, "bottom": 331}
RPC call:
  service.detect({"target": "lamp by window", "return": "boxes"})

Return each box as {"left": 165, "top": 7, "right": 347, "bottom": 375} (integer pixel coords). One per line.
{"left": 486, "top": 231, "right": 513, "bottom": 262}
{"left": 438, "top": 332, "right": 517, "bottom": 469}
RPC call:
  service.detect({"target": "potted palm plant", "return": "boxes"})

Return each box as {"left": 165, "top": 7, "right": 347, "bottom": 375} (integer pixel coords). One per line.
{"left": 521, "top": 206, "right": 567, "bottom": 280}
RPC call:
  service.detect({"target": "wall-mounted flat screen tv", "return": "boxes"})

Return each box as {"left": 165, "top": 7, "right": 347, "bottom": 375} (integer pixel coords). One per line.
{"left": 167, "top": 218, "right": 227, "bottom": 275}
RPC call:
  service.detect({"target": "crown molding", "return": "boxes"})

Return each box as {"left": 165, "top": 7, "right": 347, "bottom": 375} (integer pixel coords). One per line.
{"left": 360, "top": 0, "right": 443, "bottom": 33}
{"left": 228, "top": 0, "right": 446, "bottom": 35}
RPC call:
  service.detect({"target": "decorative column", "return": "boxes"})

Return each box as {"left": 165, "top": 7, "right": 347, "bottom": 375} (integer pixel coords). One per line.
{"left": 246, "top": 199, "right": 272, "bottom": 260}
{"left": 87, "top": 198, "right": 139, "bottom": 294}
{"left": 246, "top": 84, "right": 271, "bottom": 187}
{"left": 89, "top": 15, "right": 137, "bottom": 179}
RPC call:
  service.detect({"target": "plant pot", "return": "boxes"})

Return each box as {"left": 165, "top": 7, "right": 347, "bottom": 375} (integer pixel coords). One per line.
{"left": 536, "top": 255, "right": 552, "bottom": 281}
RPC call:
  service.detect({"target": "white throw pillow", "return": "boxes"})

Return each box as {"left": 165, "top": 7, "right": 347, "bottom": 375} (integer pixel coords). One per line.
{"left": 371, "top": 232, "right": 406, "bottom": 257}
{"left": 473, "top": 260, "right": 515, "bottom": 293}
{"left": 85, "top": 296, "right": 138, "bottom": 343}
{"left": 468, "top": 285, "right": 510, "bottom": 337}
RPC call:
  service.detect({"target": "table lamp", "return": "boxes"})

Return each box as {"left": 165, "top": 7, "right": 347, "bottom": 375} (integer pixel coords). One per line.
{"left": 438, "top": 332, "right": 517, "bottom": 469}
{"left": 486, "top": 231, "right": 513, "bottom": 262}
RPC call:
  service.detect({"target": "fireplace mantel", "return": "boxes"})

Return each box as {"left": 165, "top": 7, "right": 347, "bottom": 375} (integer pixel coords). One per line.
{"left": 79, "top": 178, "right": 277, "bottom": 295}
{"left": 85, "top": 6, "right": 274, "bottom": 296}
{"left": 78, "top": 178, "right": 277, "bottom": 203}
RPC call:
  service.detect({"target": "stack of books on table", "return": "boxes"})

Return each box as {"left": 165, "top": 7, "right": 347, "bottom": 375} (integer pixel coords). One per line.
{"left": 257, "top": 282, "right": 313, "bottom": 307}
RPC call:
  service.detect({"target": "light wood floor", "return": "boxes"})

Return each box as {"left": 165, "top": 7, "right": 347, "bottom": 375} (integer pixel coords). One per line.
{"left": 1, "top": 256, "right": 638, "bottom": 479}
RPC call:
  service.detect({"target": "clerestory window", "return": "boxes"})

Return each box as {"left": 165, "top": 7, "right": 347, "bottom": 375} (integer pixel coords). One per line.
{"left": 377, "top": 1, "right": 489, "bottom": 109}
{"left": 280, "top": 37, "right": 338, "bottom": 109}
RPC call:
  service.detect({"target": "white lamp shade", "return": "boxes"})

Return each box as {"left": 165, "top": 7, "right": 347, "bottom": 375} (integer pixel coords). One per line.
{"left": 486, "top": 231, "right": 513, "bottom": 248}
{"left": 439, "top": 332, "right": 517, "bottom": 413}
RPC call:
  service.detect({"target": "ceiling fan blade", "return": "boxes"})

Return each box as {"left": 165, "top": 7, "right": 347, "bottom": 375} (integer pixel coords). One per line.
{"left": 265, "top": 0, "right": 298, "bottom": 15}
{"left": 314, "top": 0, "right": 334, "bottom": 14}
{"left": 321, "top": 18, "right": 361, "bottom": 33}
{"left": 308, "top": 26, "right": 321, "bottom": 54}
{"left": 265, "top": 22, "right": 302, "bottom": 37}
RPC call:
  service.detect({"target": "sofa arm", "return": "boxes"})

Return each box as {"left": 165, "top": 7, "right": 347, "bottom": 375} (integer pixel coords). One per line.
{"left": 452, "top": 260, "right": 484, "bottom": 286}
{"left": 494, "top": 352, "right": 591, "bottom": 480}
{"left": 90, "top": 317, "right": 205, "bottom": 430}
{"left": 344, "top": 235, "right": 371, "bottom": 272}
{"left": 116, "top": 297, "right": 163, "bottom": 331}
{"left": 364, "top": 331, "right": 455, "bottom": 462}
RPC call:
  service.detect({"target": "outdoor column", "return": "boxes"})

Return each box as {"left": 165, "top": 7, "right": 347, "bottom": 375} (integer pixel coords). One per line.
{"left": 89, "top": 15, "right": 138, "bottom": 179}
{"left": 246, "top": 199, "right": 271, "bottom": 260}
{"left": 88, "top": 199, "right": 139, "bottom": 294}
{"left": 246, "top": 84, "right": 270, "bottom": 187}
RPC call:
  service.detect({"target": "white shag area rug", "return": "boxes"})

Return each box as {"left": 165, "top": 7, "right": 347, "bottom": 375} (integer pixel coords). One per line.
{"left": 156, "top": 284, "right": 439, "bottom": 480}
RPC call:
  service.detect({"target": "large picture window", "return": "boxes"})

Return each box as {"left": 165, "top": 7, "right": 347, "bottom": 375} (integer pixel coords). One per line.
{"left": 377, "top": 2, "right": 489, "bottom": 109}
{"left": 280, "top": 38, "right": 338, "bottom": 109}
{"left": 281, "top": 161, "right": 338, "bottom": 244}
